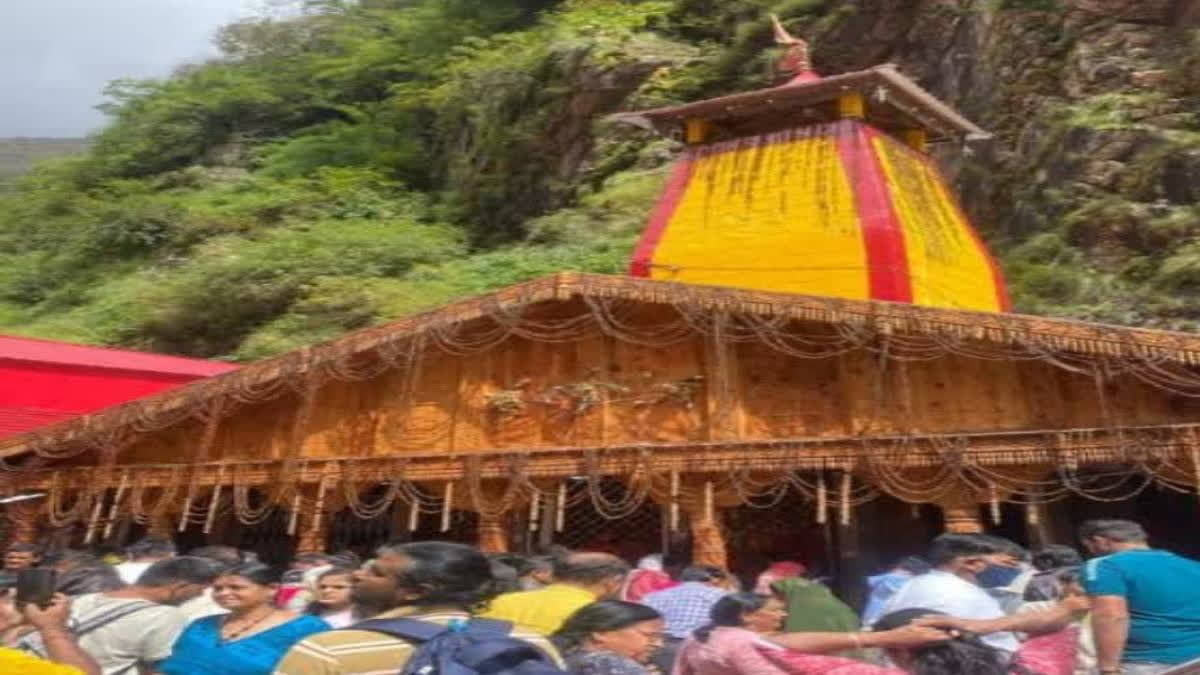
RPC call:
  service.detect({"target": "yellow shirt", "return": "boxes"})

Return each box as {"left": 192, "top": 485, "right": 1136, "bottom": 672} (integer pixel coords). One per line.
{"left": 480, "top": 584, "right": 596, "bottom": 636}
{"left": 0, "top": 646, "right": 83, "bottom": 675}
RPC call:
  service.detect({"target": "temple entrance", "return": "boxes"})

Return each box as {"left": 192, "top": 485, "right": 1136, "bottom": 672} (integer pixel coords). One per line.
{"left": 724, "top": 488, "right": 942, "bottom": 609}
{"left": 723, "top": 493, "right": 827, "bottom": 589}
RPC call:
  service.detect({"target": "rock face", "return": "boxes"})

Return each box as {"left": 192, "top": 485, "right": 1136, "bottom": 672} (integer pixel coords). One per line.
{"left": 791, "top": 0, "right": 1200, "bottom": 328}
{"left": 1066, "top": 0, "right": 1175, "bottom": 24}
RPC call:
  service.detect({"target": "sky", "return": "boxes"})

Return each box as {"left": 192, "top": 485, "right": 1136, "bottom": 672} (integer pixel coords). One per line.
{"left": 0, "top": 0, "right": 256, "bottom": 138}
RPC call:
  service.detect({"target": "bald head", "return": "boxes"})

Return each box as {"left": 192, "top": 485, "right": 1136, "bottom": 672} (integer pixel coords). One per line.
{"left": 553, "top": 552, "right": 630, "bottom": 596}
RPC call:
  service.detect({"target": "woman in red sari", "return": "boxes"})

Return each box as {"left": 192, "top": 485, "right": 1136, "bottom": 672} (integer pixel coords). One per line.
{"left": 672, "top": 594, "right": 944, "bottom": 675}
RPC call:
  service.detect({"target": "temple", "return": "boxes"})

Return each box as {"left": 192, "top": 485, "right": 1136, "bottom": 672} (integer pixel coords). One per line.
{"left": 2, "top": 37, "right": 1198, "bottom": 584}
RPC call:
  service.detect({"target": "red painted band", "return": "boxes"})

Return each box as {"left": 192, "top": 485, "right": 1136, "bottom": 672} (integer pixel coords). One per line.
{"left": 630, "top": 152, "right": 697, "bottom": 277}
{"left": 834, "top": 121, "right": 913, "bottom": 303}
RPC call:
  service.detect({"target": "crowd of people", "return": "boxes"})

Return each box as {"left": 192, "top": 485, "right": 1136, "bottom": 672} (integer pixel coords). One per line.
{"left": 1, "top": 518, "right": 1198, "bottom": 675}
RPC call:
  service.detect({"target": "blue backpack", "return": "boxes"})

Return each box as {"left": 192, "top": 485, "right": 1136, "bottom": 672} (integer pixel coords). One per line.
{"left": 351, "top": 617, "right": 567, "bottom": 675}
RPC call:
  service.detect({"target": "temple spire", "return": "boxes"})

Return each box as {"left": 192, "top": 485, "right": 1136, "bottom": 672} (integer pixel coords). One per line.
{"left": 771, "top": 13, "right": 820, "bottom": 85}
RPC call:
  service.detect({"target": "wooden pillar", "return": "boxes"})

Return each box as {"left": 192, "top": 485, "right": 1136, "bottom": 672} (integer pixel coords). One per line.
{"left": 391, "top": 503, "right": 415, "bottom": 543}
{"left": 685, "top": 118, "right": 712, "bottom": 145}
{"left": 836, "top": 92, "right": 865, "bottom": 119}
{"left": 478, "top": 512, "right": 509, "bottom": 554}
{"left": 684, "top": 494, "right": 727, "bottom": 569}
{"left": 902, "top": 128, "right": 928, "bottom": 153}
{"left": 935, "top": 492, "right": 983, "bottom": 534}
{"left": 295, "top": 510, "right": 328, "bottom": 554}
{"left": 6, "top": 499, "right": 42, "bottom": 547}
{"left": 295, "top": 482, "right": 330, "bottom": 554}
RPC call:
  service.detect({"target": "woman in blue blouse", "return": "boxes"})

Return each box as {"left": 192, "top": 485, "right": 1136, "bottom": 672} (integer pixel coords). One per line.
{"left": 158, "top": 562, "right": 330, "bottom": 675}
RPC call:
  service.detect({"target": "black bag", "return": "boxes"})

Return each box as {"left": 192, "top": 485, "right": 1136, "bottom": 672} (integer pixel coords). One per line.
{"left": 351, "top": 617, "right": 566, "bottom": 675}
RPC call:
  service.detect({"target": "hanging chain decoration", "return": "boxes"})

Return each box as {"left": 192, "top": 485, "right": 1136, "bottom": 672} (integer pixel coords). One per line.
{"left": 839, "top": 472, "right": 852, "bottom": 526}
{"left": 102, "top": 471, "right": 130, "bottom": 540}
{"left": 408, "top": 496, "right": 420, "bottom": 532}
{"left": 704, "top": 480, "right": 715, "bottom": 524}
{"left": 528, "top": 490, "right": 540, "bottom": 533}
{"left": 83, "top": 488, "right": 105, "bottom": 544}
{"left": 555, "top": 482, "right": 567, "bottom": 532}
{"left": 287, "top": 493, "right": 301, "bottom": 536}
{"left": 440, "top": 481, "right": 454, "bottom": 533}
{"left": 989, "top": 484, "right": 1001, "bottom": 525}
{"left": 669, "top": 470, "right": 680, "bottom": 532}
{"left": 46, "top": 471, "right": 95, "bottom": 527}
{"left": 204, "top": 464, "right": 226, "bottom": 534}
{"left": 310, "top": 471, "right": 330, "bottom": 539}
{"left": 816, "top": 472, "right": 827, "bottom": 525}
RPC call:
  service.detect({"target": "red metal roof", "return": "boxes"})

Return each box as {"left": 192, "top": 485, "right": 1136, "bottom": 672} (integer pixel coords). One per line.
{"left": 0, "top": 335, "right": 238, "bottom": 438}
{"left": 0, "top": 334, "right": 238, "bottom": 376}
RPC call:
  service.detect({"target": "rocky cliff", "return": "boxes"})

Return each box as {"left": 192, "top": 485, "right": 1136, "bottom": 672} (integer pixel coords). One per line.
{"left": 793, "top": 0, "right": 1200, "bottom": 327}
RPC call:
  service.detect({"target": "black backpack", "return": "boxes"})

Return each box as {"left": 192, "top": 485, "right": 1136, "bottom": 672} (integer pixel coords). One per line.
{"left": 351, "top": 617, "right": 567, "bottom": 675}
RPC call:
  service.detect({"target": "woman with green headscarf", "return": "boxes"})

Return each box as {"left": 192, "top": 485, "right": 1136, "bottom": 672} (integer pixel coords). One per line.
{"left": 771, "top": 576, "right": 872, "bottom": 662}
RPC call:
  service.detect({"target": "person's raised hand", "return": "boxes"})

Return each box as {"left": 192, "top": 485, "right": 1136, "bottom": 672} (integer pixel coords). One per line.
{"left": 876, "top": 624, "right": 953, "bottom": 648}
{"left": 23, "top": 593, "right": 71, "bottom": 632}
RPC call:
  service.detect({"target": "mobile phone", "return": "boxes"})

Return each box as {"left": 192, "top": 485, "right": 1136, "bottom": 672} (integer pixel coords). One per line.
{"left": 15, "top": 568, "right": 57, "bottom": 609}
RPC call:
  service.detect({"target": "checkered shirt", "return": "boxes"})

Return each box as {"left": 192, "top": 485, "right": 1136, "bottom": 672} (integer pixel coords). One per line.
{"left": 641, "top": 582, "right": 728, "bottom": 639}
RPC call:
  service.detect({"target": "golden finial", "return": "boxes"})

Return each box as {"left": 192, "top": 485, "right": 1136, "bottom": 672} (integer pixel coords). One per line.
{"left": 770, "top": 14, "right": 819, "bottom": 84}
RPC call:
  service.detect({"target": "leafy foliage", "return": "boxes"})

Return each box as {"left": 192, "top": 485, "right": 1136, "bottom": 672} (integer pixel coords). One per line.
{"left": 3, "top": 0, "right": 1198, "bottom": 359}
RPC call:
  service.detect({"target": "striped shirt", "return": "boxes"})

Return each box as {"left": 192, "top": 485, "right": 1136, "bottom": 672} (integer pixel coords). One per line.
{"left": 273, "top": 607, "right": 563, "bottom": 675}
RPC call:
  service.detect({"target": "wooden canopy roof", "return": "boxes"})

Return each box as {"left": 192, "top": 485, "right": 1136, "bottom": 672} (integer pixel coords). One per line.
{"left": 613, "top": 65, "right": 990, "bottom": 144}
{"left": 4, "top": 272, "right": 1200, "bottom": 463}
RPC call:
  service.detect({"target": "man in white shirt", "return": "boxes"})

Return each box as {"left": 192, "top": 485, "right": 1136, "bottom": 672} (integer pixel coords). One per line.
{"left": 878, "top": 533, "right": 1020, "bottom": 654}
{"left": 21, "top": 556, "right": 222, "bottom": 674}
{"left": 114, "top": 537, "right": 176, "bottom": 585}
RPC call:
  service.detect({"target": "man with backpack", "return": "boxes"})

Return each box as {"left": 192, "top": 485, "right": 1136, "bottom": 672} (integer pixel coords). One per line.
{"left": 274, "top": 541, "right": 564, "bottom": 675}
{"left": 20, "top": 556, "right": 221, "bottom": 674}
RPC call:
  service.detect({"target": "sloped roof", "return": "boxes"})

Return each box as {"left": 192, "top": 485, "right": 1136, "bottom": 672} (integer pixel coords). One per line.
{"left": 613, "top": 64, "right": 990, "bottom": 143}
{"left": 1, "top": 335, "right": 239, "bottom": 438}
{"left": 0, "top": 335, "right": 238, "bottom": 377}
{"left": 3, "top": 272, "right": 1200, "bottom": 458}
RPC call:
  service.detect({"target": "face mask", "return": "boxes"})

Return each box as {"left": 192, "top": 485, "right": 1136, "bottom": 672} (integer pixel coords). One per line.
{"left": 976, "top": 564, "right": 1021, "bottom": 589}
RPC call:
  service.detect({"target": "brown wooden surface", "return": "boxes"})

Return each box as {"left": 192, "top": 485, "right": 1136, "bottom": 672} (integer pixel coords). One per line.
{"left": 10, "top": 273, "right": 1200, "bottom": 462}
{"left": 57, "top": 318, "right": 1197, "bottom": 469}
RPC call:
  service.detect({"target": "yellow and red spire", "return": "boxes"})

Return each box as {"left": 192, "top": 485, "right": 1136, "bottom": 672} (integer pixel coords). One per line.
{"left": 618, "top": 44, "right": 1009, "bottom": 312}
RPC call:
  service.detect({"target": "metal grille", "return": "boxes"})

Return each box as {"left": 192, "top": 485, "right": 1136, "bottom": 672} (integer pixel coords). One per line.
{"left": 556, "top": 478, "right": 665, "bottom": 561}
{"left": 231, "top": 511, "right": 295, "bottom": 567}
{"left": 410, "top": 509, "right": 479, "bottom": 546}
{"left": 723, "top": 490, "right": 828, "bottom": 583}
{"left": 327, "top": 504, "right": 397, "bottom": 557}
